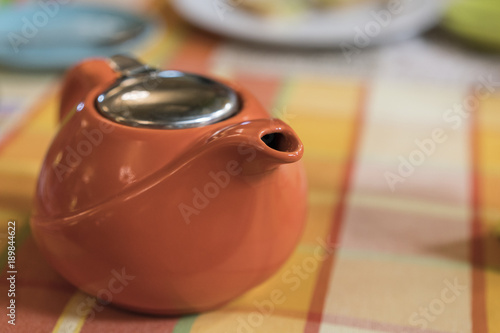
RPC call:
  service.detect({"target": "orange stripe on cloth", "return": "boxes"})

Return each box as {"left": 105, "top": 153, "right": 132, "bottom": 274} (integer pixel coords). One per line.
{"left": 473, "top": 91, "right": 500, "bottom": 332}
{"left": 167, "top": 32, "right": 220, "bottom": 75}
{"left": 233, "top": 72, "right": 283, "bottom": 111}
{"left": 0, "top": 87, "right": 57, "bottom": 155}
{"left": 303, "top": 84, "right": 367, "bottom": 333}
{"left": 470, "top": 90, "right": 489, "bottom": 333}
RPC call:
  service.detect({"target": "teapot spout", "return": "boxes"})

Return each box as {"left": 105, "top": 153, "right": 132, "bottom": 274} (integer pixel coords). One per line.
{"left": 256, "top": 120, "right": 304, "bottom": 165}
{"left": 209, "top": 119, "right": 304, "bottom": 173}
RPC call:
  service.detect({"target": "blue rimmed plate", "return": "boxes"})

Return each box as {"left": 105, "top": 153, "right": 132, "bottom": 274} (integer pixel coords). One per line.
{"left": 0, "top": 4, "right": 156, "bottom": 70}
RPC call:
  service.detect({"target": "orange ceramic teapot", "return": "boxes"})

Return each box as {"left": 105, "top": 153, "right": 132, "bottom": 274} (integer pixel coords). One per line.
{"left": 31, "top": 55, "right": 307, "bottom": 315}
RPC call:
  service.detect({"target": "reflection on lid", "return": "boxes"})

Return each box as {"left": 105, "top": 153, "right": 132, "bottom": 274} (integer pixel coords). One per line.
{"left": 96, "top": 71, "right": 240, "bottom": 129}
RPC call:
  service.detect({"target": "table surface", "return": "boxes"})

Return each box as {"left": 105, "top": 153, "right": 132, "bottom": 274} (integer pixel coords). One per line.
{"left": 0, "top": 1, "right": 499, "bottom": 332}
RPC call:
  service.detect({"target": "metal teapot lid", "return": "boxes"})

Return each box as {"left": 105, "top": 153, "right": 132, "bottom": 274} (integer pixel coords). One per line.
{"left": 96, "top": 55, "right": 240, "bottom": 129}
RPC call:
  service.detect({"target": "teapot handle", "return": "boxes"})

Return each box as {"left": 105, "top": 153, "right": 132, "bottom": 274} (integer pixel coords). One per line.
{"left": 59, "top": 59, "right": 118, "bottom": 122}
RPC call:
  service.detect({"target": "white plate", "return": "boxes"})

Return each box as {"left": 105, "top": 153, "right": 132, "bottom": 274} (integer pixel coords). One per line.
{"left": 172, "top": 0, "right": 448, "bottom": 48}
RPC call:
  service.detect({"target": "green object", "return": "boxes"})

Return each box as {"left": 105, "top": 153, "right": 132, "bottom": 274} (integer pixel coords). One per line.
{"left": 443, "top": 0, "right": 500, "bottom": 50}
{"left": 172, "top": 315, "right": 199, "bottom": 333}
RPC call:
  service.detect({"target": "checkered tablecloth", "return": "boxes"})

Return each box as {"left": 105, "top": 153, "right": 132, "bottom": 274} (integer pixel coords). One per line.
{"left": 1, "top": 1, "right": 499, "bottom": 332}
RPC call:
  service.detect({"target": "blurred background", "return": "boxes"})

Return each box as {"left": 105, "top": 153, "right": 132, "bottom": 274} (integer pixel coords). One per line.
{"left": 0, "top": 0, "right": 499, "bottom": 71}
{"left": 1, "top": 0, "right": 500, "bottom": 332}
{"left": 1, "top": 0, "right": 500, "bottom": 141}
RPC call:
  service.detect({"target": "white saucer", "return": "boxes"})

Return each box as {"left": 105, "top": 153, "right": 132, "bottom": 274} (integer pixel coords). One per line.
{"left": 172, "top": 0, "right": 448, "bottom": 48}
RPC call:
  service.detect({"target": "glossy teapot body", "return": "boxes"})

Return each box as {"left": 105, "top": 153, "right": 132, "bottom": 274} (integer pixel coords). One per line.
{"left": 31, "top": 56, "right": 307, "bottom": 315}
